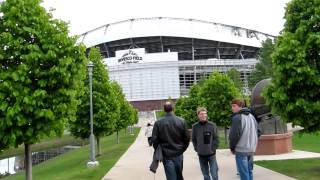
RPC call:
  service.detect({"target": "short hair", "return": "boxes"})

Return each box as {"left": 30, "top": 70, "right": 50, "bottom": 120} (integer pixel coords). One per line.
{"left": 197, "top": 107, "right": 207, "bottom": 115}
{"left": 163, "top": 101, "right": 173, "bottom": 113}
{"left": 231, "top": 98, "right": 245, "bottom": 108}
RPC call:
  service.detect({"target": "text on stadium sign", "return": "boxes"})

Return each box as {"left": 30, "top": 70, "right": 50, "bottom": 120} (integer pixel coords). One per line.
{"left": 118, "top": 50, "right": 143, "bottom": 64}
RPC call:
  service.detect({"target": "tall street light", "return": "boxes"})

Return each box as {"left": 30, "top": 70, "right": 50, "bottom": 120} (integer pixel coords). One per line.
{"left": 87, "top": 61, "right": 99, "bottom": 168}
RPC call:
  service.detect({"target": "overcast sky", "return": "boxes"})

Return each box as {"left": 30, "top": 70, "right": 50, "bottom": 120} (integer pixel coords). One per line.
{"left": 41, "top": 0, "right": 291, "bottom": 36}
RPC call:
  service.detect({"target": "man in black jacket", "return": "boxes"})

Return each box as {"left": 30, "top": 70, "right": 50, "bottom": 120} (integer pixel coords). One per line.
{"left": 152, "top": 101, "right": 190, "bottom": 180}
{"left": 192, "top": 107, "right": 219, "bottom": 180}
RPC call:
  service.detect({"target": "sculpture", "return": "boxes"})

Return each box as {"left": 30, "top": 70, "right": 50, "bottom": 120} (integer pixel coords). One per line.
{"left": 250, "top": 79, "right": 287, "bottom": 134}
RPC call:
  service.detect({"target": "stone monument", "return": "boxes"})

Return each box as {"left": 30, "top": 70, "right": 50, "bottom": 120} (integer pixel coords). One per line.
{"left": 251, "top": 79, "right": 292, "bottom": 155}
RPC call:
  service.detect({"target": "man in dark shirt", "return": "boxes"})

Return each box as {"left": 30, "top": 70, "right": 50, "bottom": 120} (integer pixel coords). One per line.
{"left": 152, "top": 101, "right": 190, "bottom": 180}
{"left": 192, "top": 107, "right": 219, "bottom": 180}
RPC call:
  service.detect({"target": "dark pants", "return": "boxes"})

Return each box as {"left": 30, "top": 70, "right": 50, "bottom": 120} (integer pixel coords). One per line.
{"left": 163, "top": 155, "right": 184, "bottom": 180}
{"left": 147, "top": 137, "right": 152, "bottom": 146}
{"left": 199, "top": 155, "right": 218, "bottom": 180}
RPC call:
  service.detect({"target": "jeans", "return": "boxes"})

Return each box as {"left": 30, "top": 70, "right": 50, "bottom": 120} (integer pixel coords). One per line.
{"left": 147, "top": 137, "right": 152, "bottom": 146}
{"left": 198, "top": 155, "right": 218, "bottom": 180}
{"left": 235, "top": 154, "right": 253, "bottom": 180}
{"left": 163, "top": 154, "right": 184, "bottom": 180}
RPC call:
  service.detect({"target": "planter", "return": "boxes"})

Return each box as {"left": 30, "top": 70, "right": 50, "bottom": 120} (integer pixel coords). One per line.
{"left": 255, "top": 132, "right": 292, "bottom": 155}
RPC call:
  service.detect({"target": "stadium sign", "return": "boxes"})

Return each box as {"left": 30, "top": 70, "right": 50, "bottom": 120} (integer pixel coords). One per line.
{"left": 118, "top": 49, "right": 143, "bottom": 64}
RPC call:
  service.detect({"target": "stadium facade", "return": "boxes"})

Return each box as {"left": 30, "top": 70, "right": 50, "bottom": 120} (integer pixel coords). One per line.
{"left": 79, "top": 17, "right": 274, "bottom": 111}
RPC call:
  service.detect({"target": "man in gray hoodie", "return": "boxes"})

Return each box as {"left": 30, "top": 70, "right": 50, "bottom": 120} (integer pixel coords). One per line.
{"left": 192, "top": 107, "right": 219, "bottom": 180}
{"left": 229, "top": 98, "right": 258, "bottom": 180}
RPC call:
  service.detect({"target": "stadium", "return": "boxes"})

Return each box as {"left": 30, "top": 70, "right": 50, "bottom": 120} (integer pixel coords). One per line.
{"left": 78, "top": 17, "right": 274, "bottom": 111}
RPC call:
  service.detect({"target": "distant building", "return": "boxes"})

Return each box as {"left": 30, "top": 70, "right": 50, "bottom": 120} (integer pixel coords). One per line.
{"left": 79, "top": 17, "right": 274, "bottom": 111}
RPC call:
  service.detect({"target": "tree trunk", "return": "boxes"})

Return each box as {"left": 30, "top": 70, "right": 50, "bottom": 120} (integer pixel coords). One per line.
{"left": 117, "top": 131, "right": 119, "bottom": 144}
{"left": 25, "top": 143, "right": 32, "bottom": 180}
{"left": 224, "top": 127, "right": 229, "bottom": 145}
{"left": 130, "top": 125, "right": 134, "bottom": 135}
{"left": 96, "top": 137, "right": 101, "bottom": 156}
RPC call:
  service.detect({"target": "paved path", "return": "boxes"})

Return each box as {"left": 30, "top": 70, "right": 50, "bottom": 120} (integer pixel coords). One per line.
{"left": 255, "top": 150, "right": 320, "bottom": 161}
{"left": 102, "top": 126, "right": 296, "bottom": 180}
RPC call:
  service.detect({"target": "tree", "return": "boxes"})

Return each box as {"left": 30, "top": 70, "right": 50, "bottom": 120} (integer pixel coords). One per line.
{"left": 199, "top": 72, "right": 241, "bottom": 128}
{"left": 0, "top": 0, "right": 87, "bottom": 179}
{"left": 175, "top": 84, "right": 201, "bottom": 128}
{"left": 264, "top": 0, "right": 320, "bottom": 132}
{"left": 110, "top": 81, "right": 130, "bottom": 143}
{"left": 248, "top": 38, "right": 275, "bottom": 88}
{"left": 128, "top": 103, "right": 139, "bottom": 134}
{"left": 128, "top": 102, "right": 138, "bottom": 126}
{"left": 131, "top": 106, "right": 139, "bottom": 125}
{"left": 226, "top": 68, "right": 244, "bottom": 91}
{"left": 176, "top": 72, "right": 240, "bottom": 144}
{"left": 199, "top": 72, "right": 241, "bottom": 144}
{"left": 69, "top": 47, "right": 118, "bottom": 155}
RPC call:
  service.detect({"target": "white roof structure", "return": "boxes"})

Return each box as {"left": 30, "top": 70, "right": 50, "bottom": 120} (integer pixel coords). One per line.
{"left": 78, "top": 17, "right": 274, "bottom": 48}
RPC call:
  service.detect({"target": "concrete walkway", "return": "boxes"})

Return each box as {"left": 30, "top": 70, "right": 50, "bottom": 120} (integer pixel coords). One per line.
{"left": 255, "top": 150, "right": 320, "bottom": 161}
{"left": 102, "top": 126, "right": 299, "bottom": 180}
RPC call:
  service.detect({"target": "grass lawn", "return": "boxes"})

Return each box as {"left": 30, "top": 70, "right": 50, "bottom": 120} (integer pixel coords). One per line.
{"left": 255, "top": 131, "right": 320, "bottom": 180}
{"left": 218, "top": 130, "right": 228, "bottom": 149}
{"left": 0, "top": 135, "right": 84, "bottom": 159}
{"left": 4, "top": 128, "right": 140, "bottom": 180}
{"left": 293, "top": 132, "right": 320, "bottom": 153}
{"left": 255, "top": 158, "right": 320, "bottom": 180}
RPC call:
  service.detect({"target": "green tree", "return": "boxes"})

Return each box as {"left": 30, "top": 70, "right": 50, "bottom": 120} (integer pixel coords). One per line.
{"left": 129, "top": 103, "right": 139, "bottom": 130}
{"left": 248, "top": 38, "right": 275, "bottom": 88}
{"left": 69, "top": 47, "right": 118, "bottom": 155}
{"left": 175, "top": 84, "right": 201, "bottom": 128}
{"left": 0, "top": 0, "right": 87, "bottom": 179}
{"left": 199, "top": 72, "right": 240, "bottom": 145}
{"left": 125, "top": 103, "right": 138, "bottom": 135}
{"left": 227, "top": 68, "right": 244, "bottom": 91}
{"left": 132, "top": 106, "right": 139, "bottom": 125}
{"left": 264, "top": 0, "right": 320, "bottom": 132}
{"left": 199, "top": 72, "right": 241, "bottom": 128}
{"left": 110, "top": 81, "right": 131, "bottom": 143}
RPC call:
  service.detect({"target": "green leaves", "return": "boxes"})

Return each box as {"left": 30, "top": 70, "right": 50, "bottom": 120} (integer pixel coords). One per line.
{"left": 69, "top": 47, "right": 118, "bottom": 140}
{"left": 199, "top": 72, "right": 241, "bottom": 127}
{"left": 111, "top": 81, "right": 136, "bottom": 131}
{"left": 0, "top": 0, "right": 87, "bottom": 150}
{"left": 264, "top": 0, "right": 320, "bottom": 132}
{"left": 175, "top": 85, "right": 201, "bottom": 128}
{"left": 226, "top": 68, "right": 244, "bottom": 91}
{"left": 175, "top": 71, "right": 241, "bottom": 128}
{"left": 248, "top": 38, "right": 275, "bottom": 88}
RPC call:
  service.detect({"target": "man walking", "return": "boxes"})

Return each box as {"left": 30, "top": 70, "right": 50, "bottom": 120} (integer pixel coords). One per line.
{"left": 152, "top": 101, "right": 190, "bottom": 180}
{"left": 192, "top": 107, "right": 219, "bottom": 180}
{"left": 229, "top": 98, "right": 258, "bottom": 180}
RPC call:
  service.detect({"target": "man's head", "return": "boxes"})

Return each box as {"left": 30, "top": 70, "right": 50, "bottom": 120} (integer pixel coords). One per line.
{"left": 197, "top": 107, "right": 208, "bottom": 122}
{"left": 163, "top": 101, "right": 173, "bottom": 113}
{"left": 231, "top": 98, "right": 244, "bottom": 113}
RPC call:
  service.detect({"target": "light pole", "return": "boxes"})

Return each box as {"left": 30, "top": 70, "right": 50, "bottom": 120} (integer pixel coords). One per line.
{"left": 87, "top": 61, "right": 99, "bottom": 168}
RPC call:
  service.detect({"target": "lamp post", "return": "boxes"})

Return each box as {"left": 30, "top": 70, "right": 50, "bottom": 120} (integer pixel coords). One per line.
{"left": 87, "top": 61, "right": 99, "bottom": 168}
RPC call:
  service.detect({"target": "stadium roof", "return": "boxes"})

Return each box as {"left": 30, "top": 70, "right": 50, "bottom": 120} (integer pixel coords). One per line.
{"left": 78, "top": 17, "right": 274, "bottom": 48}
